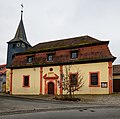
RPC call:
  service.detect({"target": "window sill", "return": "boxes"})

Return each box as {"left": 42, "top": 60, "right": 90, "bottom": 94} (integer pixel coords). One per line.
{"left": 70, "top": 58, "right": 78, "bottom": 60}
{"left": 27, "top": 62, "right": 33, "bottom": 64}
{"left": 89, "top": 85, "right": 100, "bottom": 87}
{"left": 23, "top": 86, "right": 30, "bottom": 88}
{"left": 47, "top": 60, "right": 53, "bottom": 62}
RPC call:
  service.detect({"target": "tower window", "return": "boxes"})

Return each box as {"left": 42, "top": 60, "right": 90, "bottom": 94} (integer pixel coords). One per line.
{"left": 13, "top": 44, "right": 16, "bottom": 48}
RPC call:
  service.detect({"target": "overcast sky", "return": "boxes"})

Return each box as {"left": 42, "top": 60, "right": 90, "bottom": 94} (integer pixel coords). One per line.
{"left": 0, "top": 0, "right": 120, "bottom": 65}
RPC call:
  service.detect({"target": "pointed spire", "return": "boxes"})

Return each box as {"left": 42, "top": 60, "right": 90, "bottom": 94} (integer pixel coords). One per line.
{"left": 8, "top": 4, "right": 31, "bottom": 46}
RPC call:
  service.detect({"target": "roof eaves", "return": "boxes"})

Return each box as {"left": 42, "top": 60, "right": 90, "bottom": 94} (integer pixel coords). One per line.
{"left": 9, "top": 57, "right": 115, "bottom": 69}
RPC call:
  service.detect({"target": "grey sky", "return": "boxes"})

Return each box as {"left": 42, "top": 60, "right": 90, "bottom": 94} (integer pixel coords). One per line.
{"left": 0, "top": 0, "right": 120, "bottom": 64}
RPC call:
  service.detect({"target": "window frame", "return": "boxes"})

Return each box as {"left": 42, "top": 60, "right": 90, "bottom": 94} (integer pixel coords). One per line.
{"left": 89, "top": 72, "right": 100, "bottom": 87}
{"left": 47, "top": 54, "right": 53, "bottom": 62}
{"left": 69, "top": 73, "right": 78, "bottom": 86}
{"left": 70, "top": 50, "right": 78, "bottom": 59}
{"left": 27, "top": 56, "right": 33, "bottom": 63}
{"left": 23, "top": 75, "right": 30, "bottom": 87}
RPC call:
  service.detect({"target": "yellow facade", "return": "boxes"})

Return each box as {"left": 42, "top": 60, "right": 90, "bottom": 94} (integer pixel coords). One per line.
{"left": 62, "top": 62, "right": 109, "bottom": 94}
{"left": 12, "top": 68, "right": 40, "bottom": 95}
{"left": 10, "top": 62, "right": 111, "bottom": 95}
{"left": 6, "top": 69, "right": 10, "bottom": 93}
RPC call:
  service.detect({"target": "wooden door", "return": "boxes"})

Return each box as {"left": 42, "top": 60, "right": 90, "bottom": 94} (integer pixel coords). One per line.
{"left": 113, "top": 79, "right": 120, "bottom": 92}
{"left": 48, "top": 82, "right": 54, "bottom": 94}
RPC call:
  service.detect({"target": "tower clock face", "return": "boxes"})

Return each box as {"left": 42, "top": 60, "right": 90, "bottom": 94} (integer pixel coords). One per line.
{"left": 17, "top": 42, "right": 20, "bottom": 47}
{"left": 22, "top": 43, "right": 25, "bottom": 48}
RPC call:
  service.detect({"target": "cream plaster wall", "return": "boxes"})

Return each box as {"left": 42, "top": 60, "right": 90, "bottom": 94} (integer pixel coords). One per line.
{"left": 6, "top": 69, "right": 10, "bottom": 93}
{"left": 62, "top": 62, "right": 109, "bottom": 94}
{"left": 12, "top": 67, "right": 40, "bottom": 95}
{"left": 12, "top": 62, "right": 110, "bottom": 95}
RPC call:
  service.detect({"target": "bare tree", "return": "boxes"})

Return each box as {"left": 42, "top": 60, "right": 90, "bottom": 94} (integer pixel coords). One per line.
{"left": 58, "top": 65, "right": 85, "bottom": 98}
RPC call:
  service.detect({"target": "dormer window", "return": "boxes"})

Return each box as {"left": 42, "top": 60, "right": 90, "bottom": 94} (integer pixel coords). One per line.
{"left": 47, "top": 54, "right": 53, "bottom": 62}
{"left": 27, "top": 56, "right": 33, "bottom": 63}
{"left": 70, "top": 50, "right": 78, "bottom": 59}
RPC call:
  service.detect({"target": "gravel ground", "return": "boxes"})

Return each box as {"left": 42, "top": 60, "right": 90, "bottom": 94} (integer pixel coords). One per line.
{"left": 77, "top": 93, "right": 120, "bottom": 105}
{"left": 1, "top": 93, "right": 120, "bottom": 106}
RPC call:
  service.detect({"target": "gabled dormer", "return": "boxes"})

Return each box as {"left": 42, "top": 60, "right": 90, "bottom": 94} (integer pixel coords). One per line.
{"left": 6, "top": 9, "right": 31, "bottom": 67}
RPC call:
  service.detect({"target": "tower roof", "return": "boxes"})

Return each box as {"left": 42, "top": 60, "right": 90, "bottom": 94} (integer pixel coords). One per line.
{"left": 8, "top": 9, "right": 31, "bottom": 46}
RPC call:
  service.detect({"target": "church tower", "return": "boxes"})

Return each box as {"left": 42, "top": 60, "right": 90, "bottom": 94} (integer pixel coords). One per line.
{"left": 6, "top": 6, "right": 31, "bottom": 67}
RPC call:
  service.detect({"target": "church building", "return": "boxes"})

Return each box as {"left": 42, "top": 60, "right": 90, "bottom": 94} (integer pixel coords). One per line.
{"left": 6, "top": 9, "right": 116, "bottom": 95}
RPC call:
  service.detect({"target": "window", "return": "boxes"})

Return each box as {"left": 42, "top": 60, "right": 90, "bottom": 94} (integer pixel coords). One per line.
{"left": 47, "top": 54, "right": 53, "bottom": 61}
{"left": 70, "top": 74, "right": 78, "bottom": 86}
{"left": 71, "top": 51, "right": 78, "bottom": 59}
{"left": 23, "top": 75, "right": 30, "bottom": 87}
{"left": 89, "top": 72, "right": 100, "bottom": 87}
{"left": 27, "top": 56, "right": 33, "bottom": 63}
{"left": 13, "top": 44, "right": 16, "bottom": 48}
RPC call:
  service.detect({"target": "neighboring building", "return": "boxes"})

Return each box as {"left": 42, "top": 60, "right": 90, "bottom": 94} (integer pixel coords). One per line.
{"left": 6, "top": 9, "right": 31, "bottom": 93}
{"left": 0, "top": 64, "right": 6, "bottom": 92}
{"left": 113, "top": 65, "right": 120, "bottom": 92}
{"left": 6, "top": 9, "right": 116, "bottom": 95}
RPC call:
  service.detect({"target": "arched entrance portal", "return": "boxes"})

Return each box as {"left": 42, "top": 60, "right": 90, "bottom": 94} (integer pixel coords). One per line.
{"left": 48, "top": 82, "right": 54, "bottom": 94}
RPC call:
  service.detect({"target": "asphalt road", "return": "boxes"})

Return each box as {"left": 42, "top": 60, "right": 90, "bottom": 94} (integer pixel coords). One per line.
{"left": 0, "top": 108, "right": 120, "bottom": 119}
{"left": 0, "top": 95, "right": 120, "bottom": 119}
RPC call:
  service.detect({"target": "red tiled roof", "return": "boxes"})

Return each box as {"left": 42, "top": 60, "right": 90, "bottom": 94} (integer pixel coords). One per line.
{"left": 10, "top": 36, "right": 116, "bottom": 68}
{"left": 26, "top": 35, "right": 107, "bottom": 53}
{"left": 0, "top": 64, "right": 6, "bottom": 75}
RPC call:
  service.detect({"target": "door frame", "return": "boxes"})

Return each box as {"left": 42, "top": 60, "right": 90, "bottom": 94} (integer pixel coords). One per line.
{"left": 44, "top": 79, "right": 57, "bottom": 95}
{"left": 48, "top": 82, "right": 54, "bottom": 94}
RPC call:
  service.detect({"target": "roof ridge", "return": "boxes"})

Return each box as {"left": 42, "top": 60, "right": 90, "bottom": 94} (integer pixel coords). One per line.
{"left": 33, "top": 35, "right": 100, "bottom": 47}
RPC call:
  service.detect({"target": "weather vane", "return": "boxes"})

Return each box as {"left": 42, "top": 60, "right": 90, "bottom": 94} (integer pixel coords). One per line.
{"left": 21, "top": 4, "right": 24, "bottom": 12}
{"left": 21, "top": 4, "right": 24, "bottom": 19}
{"left": 21, "top": 3, "right": 24, "bottom": 11}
